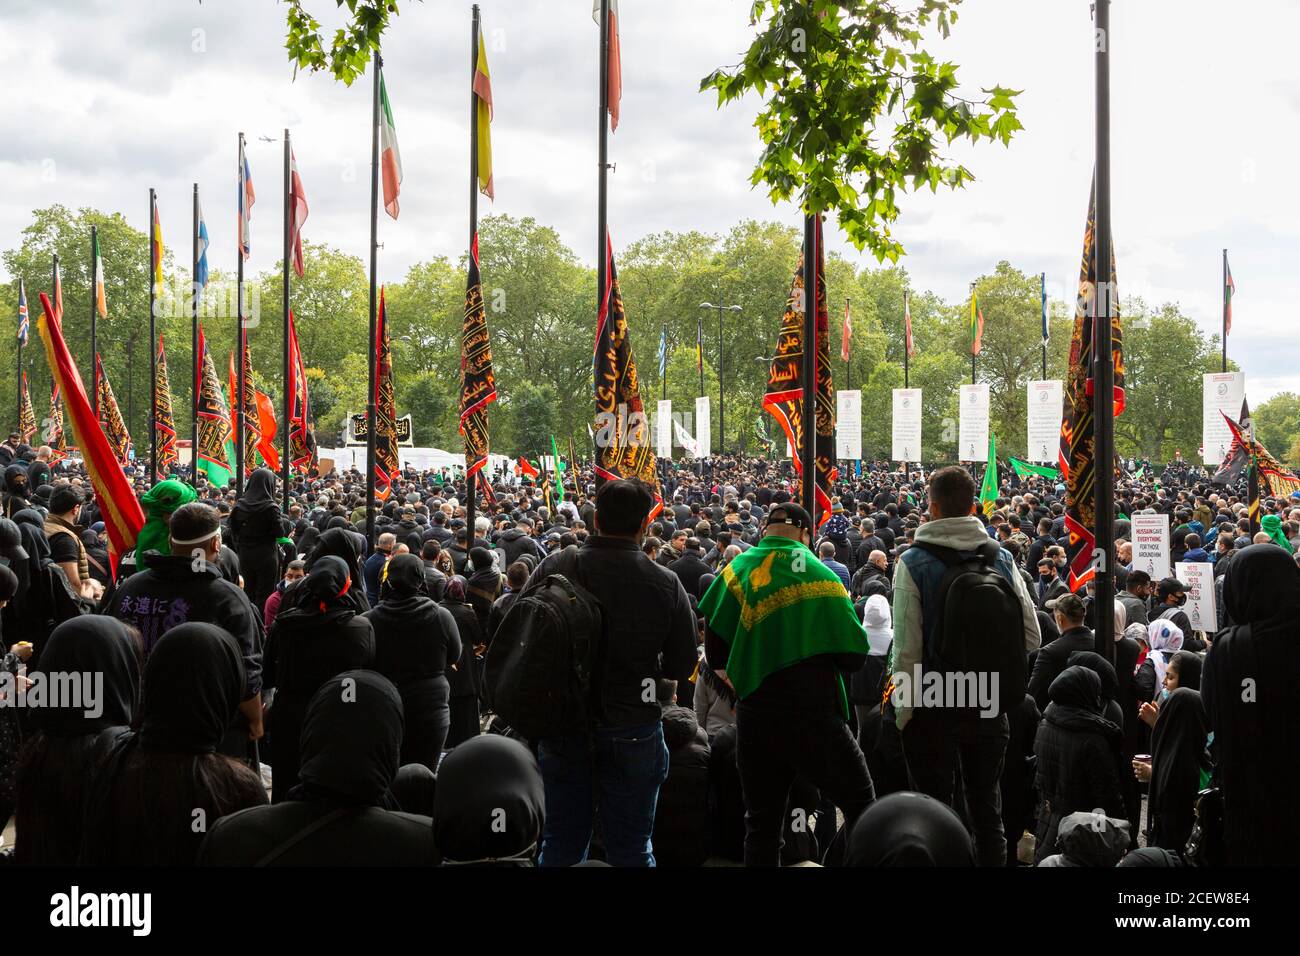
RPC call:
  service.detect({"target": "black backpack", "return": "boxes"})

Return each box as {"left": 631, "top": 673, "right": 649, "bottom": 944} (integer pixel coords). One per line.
{"left": 484, "top": 552, "right": 606, "bottom": 740}
{"left": 913, "top": 540, "right": 1027, "bottom": 716}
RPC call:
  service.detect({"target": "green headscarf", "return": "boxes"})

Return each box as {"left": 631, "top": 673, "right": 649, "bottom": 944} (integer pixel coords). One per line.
{"left": 136, "top": 479, "right": 199, "bottom": 566}
{"left": 1260, "top": 514, "right": 1294, "bottom": 554}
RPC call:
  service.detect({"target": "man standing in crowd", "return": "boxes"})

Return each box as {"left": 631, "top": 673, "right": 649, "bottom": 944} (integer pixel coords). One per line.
{"left": 700, "top": 502, "right": 874, "bottom": 866}
{"left": 529, "top": 478, "right": 698, "bottom": 867}
{"left": 890, "top": 466, "right": 1041, "bottom": 866}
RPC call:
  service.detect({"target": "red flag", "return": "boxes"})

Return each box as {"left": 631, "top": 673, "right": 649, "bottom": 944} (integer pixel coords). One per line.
{"left": 518, "top": 456, "right": 539, "bottom": 478}
{"left": 289, "top": 148, "right": 309, "bottom": 278}
{"left": 595, "top": 0, "right": 622, "bottom": 131}
{"left": 35, "top": 292, "right": 143, "bottom": 571}
{"left": 840, "top": 300, "right": 852, "bottom": 363}
{"left": 904, "top": 292, "right": 915, "bottom": 357}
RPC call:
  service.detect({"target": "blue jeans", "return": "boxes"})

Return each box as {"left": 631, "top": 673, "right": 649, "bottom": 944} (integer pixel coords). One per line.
{"left": 537, "top": 720, "right": 669, "bottom": 867}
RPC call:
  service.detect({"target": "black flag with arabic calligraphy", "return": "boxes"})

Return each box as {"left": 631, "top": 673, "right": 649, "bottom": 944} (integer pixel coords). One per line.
{"left": 95, "top": 354, "right": 132, "bottom": 465}
{"left": 592, "top": 233, "right": 662, "bottom": 517}
{"left": 762, "top": 216, "right": 836, "bottom": 525}
{"left": 154, "top": 334, "right": 178, "bottom": 478}
{"left": 1059, "top": 180, "right": 1126, "bottom": 592}
{"left": 460, "top": 233, "right": 497, "bottom": 481}
{"left": 373, "top": 287, "right": 400, "bottom": 501}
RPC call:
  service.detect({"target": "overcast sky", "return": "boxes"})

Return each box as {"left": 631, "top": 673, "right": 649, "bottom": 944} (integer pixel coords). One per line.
{"left": 3, "top": 0, "right": 1297, "bottom": 400}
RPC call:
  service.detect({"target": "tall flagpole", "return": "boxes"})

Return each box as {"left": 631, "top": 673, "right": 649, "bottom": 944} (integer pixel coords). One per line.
{"left": 1092, "top": 0, "right": 1116, "bottom": 663}
{"left": 367, "top": 53, "right": 381, "bottom": 547}
{"left": 192, "top": 183, "right": 200, "bottom": 473}
{"left": 1041, "top": 271, "right": 1048, "bottom": 379}
{"left": 466, "top": 6, "right": 481, "bottom": 546}
{"left": 235, "top": 133, "right": 247, "bottom": 495}
{"left": 595, "top": 0, "right": 611, "bottom": 493}
{"left": 1221, "top": 248, "right": 1228, "bottom": 373}
{"left": 969, "top": 281, "right": 977, "bottom": 385}
{"left": 903, "top": 290, "right": 910, "bottom": 389}
{"left": 801, "top": 213, "right": 817, "bottom": 524}
{"left": 89, "top": 225, "right": 98, "bottom": 416}
{"left": 148, "top": 188, "right": 158, "bottom": 484}
{"left": 282, "top": 128, "right": 292, "bottom": 512}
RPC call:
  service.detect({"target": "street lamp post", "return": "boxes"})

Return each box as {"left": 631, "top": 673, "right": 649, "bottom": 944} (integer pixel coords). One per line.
{"left": 701, "top": 300, "right": 742, "bottom": 455}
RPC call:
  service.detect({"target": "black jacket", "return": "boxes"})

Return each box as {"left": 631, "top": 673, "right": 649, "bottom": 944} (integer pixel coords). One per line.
{"left": 668, "top": 551, "right": 712, "bottom": 599}
{"left": 496, "top": 527, "right": 541, "bottom": 566}
{"left": 652, "top": 705, "right": 711, "bottom": 867}
{"left": 1028, "top": 625, "right": 1095, "bottom": 711}
{"left": 530, "top": 537, "right": 698, "bottom": 729}
{"left": 104, "top": 555, "right": 263, "bottom": 698}
{"left": 1032, "top": 672, "right": 1126, "bottom": 863}
{"left": 850, "top": 564, "right": 891, "bottom": 602}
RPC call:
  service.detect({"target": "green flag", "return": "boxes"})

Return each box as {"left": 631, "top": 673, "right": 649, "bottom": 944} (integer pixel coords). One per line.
{"left": 1009, "top": 456, "right": 1061, "bottom": 481}
{"left": 550, "top": 435, "right": 565, "bottom": 502}
{"left": 980, "top": 432, "right": 998, "bottom": 517}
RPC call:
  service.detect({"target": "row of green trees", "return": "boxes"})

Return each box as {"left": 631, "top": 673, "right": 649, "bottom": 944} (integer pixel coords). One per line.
{"left": 5, "top": 204, "right": 1288, "bottom": 466}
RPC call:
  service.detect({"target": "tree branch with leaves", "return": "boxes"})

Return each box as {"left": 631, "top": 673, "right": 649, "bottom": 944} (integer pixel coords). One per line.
{"left": 284, "top": 0, "right": 416, "bottom": 85}
{"left": 702, "top": 0, "right": 1022, "bottom": 261}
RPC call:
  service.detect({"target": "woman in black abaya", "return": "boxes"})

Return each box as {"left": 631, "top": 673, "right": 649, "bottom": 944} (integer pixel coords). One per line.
{"left": 301, "top": 527, "right": 370, "bottom": 613}
{"left": 199, "top": 671, "right": 436, "bottom": 865}
{"left": 229, "top": 467, "right": 290, "bottom": 613}
{"left": 79, "top": 623, "right": 267, "bottom": 865}
{"left": 364, "top": 554, "right": 462, "bottom": 770}
{"left": 1141, "top": 687, "right": 1208, "bottom": 853}
{"left": 440, "top": 576, "right": 483, "bottom": 748}
{"left": 1202, "top": 544, "right": 1300, "bottom": 865}
{"left": 264, "top": 555, "right": 375, "bottom": 801}
{"left": 15, "top": 617, "right": 141, "bottom": 864}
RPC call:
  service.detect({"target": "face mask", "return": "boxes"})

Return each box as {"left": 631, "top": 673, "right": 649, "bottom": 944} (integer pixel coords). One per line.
{"left": 1160, "top": 686, "right": 1171, "bottom": 701}
{"left": 1176, "top": 594, "right": 1188, "bottom": 607}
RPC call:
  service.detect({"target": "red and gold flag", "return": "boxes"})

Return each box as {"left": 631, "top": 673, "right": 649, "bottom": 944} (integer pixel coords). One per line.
{"left": 460, "top": 233, "right": 497, "bottom": 482}
{"left": 154, "top": 334, "right": 178, "bottom": 478}
{"left": 95, "top": 354, "right": 131, "bottom": 465}
{"left": 373, "top": 287, "right": 400, "bottom": 500}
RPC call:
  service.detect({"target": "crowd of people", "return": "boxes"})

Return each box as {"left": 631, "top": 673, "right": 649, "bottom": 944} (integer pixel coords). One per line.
{"left": 0, "top": 432, "right": 1296, "bottom": 867}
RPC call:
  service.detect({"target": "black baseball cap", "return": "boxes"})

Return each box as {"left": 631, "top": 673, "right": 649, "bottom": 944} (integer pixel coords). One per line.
{"left": 764, "top": 503, "right": 813, "bottom": 533}
{"left": 1157, "top": 577, "right": 1189, "bottom": 599}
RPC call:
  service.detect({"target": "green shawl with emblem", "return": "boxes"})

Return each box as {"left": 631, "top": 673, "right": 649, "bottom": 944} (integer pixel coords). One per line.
{"left": 698, "top": 534, "right": 868, "bottom": 717}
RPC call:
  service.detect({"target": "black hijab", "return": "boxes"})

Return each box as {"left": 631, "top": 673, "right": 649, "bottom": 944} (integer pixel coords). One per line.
{"left": 379, "top": 552, "right": 428, "bottom": 604}
{"left": 287, "top": 670, "right": 404, "bottom": 807}
{"left": 1221, "top": 543, "right": 1299, "bottom": 632}
{"left": 1048, "top": 664, "right": 1104, "bottom": 712}
{"left": 281, "top": 554, "right": 358, "bottom": 625}
{"left": 236, "top": 467, "right": 280, "bottom": 517}
{"left": 1168, "top": 649, "right": 1202, "bottom": 690}
{"left": 846, "top": 792, "right": 974, "bottom": 866}
{"left": 303, "top": 527, "right": 369, "bottom": 612}
{"left": 1148, "top": 688, "right": 1208, "bottom": 840}
{"left": 1067, "top": 650, "right": 1118, "bottom": 701}
{"left": 433, "top": 736, "right": 544, "bottom": 865}
{"left": 30, "top": 617, "right": 140, "bottom": 737}
{"left": 137, "top": 623, "right": 246, "bottom": 754}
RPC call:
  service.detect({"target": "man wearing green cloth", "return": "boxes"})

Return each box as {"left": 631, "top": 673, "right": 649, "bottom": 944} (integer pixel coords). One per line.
{"left": 120, "top": 479, "right": 198, "bottom": 576}
{"left": 698, "top": 502, "right": 874, "bottom": 866}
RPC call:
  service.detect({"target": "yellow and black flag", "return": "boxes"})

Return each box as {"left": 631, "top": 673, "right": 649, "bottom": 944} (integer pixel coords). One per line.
{"left": 460, "top": 233, "right": 497, "bottom": 484}
{"left": 95, "top": 354, "right": 132, "bottom": 465}
{"left": 592, "top": 233, "right": 661, "bottom": 517}
{"left": 48, "top": 383, "right": 67, "bottom": 463}
{"left": 195, "top": 326, "right": 234, "bottom": 488}
{"left": 239, "top": 338, "right": 261, "bottom": 475}
{"left": 762, "top": 217, "right": 836, "bottom": 525}
{"left": 373, "top": 287, "right": 400, "bottom": 501}
{"left": 154, "top": 335, "right": 178, "bottom": 479}
{"left": 1060, "top": 181, "right": 1125, "bottom": 592}
{"left": 18, "top": 371, "right": 36, "bottom": 446}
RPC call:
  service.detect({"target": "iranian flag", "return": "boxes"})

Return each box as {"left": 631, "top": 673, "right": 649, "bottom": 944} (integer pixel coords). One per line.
{"left": 92, "top": 231, "right": 107, "bottom": 318}
{"left": 380, "top": 71, "right": 403, "bottom": 219}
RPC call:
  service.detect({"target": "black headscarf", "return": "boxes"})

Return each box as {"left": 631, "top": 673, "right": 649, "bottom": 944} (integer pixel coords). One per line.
{"left": 433, "top": 736, "right": 545, "bottom": 865}
{"left": 1168, "top": 649, "right": 1202, "bottom": 690}
{"left": 287, "top": 670, "right": 404, "bottom": 807}
{"left": 236, "top": 467, "right": 280, "bottom": 516}
{"left": 1067, "top": 650, "right": 1118, "bottom": 701}
{"left": 379, "top": 552, "right": 428, "bottom": 603}
{"left": 302, "top": 527, "right": 369, "bottom": 612}
{"left": 281, "top": 554, "right": 358, "bottom": 626}
{"left": 1048, "top": 664, "right": 1104, "bottom": 712}
{"left": 1148, "top": 688, "right": 1207, "bottom": 826}
{"left": 846, "top": 792, "right": 974, "bottom": 866}
{"left": 1222, "top": 543, "right": 1299, "bottom": 631}
{"left": 29, "top": 617, "right": 140, "bottom": 737}
{"left": 137, "top": 623, "right": 246, "bottom": 754}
